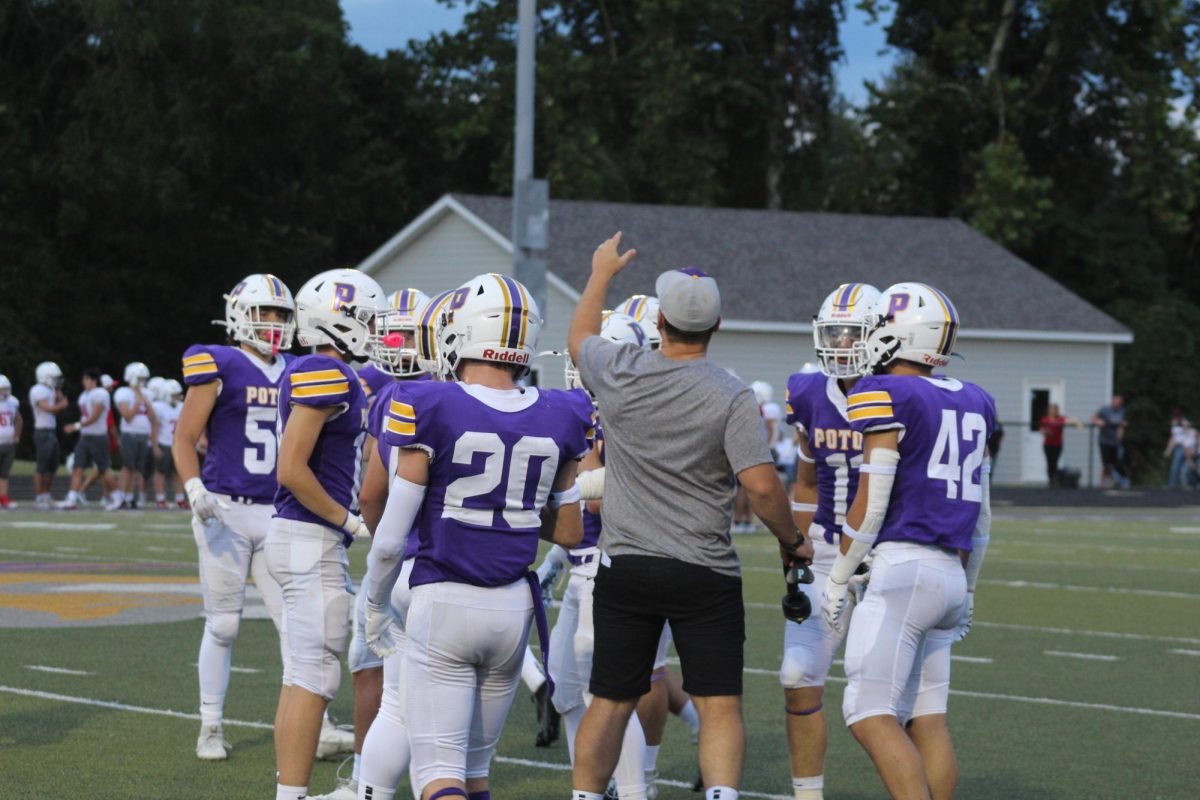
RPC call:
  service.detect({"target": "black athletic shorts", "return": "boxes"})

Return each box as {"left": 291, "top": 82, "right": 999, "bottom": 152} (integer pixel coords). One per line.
{"left": 34, "top": 429, "right": 61, "bottom": 474}
{"left": 589, "top": 554, "right": 744, "bottom": 700}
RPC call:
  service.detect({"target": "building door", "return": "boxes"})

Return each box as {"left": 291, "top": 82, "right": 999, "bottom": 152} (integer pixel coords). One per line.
{"left": 1021, "top": 379, "right": 1065, "bottom": 484}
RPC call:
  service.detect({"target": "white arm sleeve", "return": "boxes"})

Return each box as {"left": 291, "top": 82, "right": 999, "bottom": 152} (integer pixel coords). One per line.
{"left": 963, "top": 459, "right": 992, "bottom": 591}
{"left": 364, "top": 475, "right": 426, "bottom": 606}
{"left": 828, "top": 447, "right": 900, "bottom": 585}
{"left": 576, "top": 466, "right": 605, "bottom": 501}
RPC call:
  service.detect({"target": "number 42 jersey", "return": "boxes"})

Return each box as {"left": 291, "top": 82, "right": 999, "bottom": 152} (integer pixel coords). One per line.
{"left": 181, "top": 344, "right": 292, "bottom": 502}
{"left": 848, "top": 375, "right": 996, "bottom": 552}
{"left": 381, "top": 381, "right": 594, "bottom": 589}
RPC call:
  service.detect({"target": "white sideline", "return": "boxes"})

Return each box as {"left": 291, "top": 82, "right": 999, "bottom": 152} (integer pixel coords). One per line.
{"left": 25, "top": 665, "right": 94, "bottom": 676}
{"left": 0, "top": 686, "right": 791, "bottom": 800}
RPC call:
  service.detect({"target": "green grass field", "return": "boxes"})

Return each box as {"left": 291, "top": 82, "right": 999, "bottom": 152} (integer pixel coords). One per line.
{"left": 1, "top": 507, "right": 1198, "bottom": 799}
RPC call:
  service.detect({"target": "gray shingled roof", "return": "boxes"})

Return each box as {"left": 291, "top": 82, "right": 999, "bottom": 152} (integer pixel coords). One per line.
{"left": 451, "top": 194, "right": 1129, "bottom": 336}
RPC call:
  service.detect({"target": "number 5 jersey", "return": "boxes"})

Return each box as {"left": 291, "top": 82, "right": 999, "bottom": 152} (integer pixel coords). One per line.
{"left": 380, "top": 381, "right": 594, "bottom": 589}
{"left": 181, "top": 344, "right": 293, "bottom": 502}
{"left": 847, "top": 374, "right": 996, "bottom": 551}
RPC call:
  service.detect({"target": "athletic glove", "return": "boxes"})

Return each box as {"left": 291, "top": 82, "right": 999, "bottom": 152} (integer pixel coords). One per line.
{"left": 953, "top": 591, "right": 975, "bottom": 643}
{"left": 822, "top": 577, "right": 851, "bottom": 635}
{"left": 184, "top": 477, "right": 228, "bottom": 525}
{"left": 342, "top": 511, "right": 371, "bottom": 540}
{"left": 849, "top": 553, "right": 873, "bottom": 603}
{"left": 364, "top": 599, "right": 400, "bottom": 657}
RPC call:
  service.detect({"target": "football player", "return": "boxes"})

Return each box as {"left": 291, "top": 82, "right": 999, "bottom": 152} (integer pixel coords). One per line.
{"left": 0, "top": 375, "right": 22, "bottom": 509}
{"left": 29, "top": 361, "right": 69, "bottom": 509}
{"left": 265, "top": 268, "right": 385, "bottom": 800}
{"left": 151, "top": 379, "right": 184, "bottom": 509}
{"left": 173, "top": 274, "right": 298, "bottom": 760}
{"left": 56, "top": 368, "right": 114, "bottom": 509}
{"left": 109, "top": 362, "right": 158, "bottom": 510}
{"left": 780, "top": 283, "right": 880, "bottom": 800}
{"left": 361, "top": 273, "right": 591, "bottom": 800}
{"left": 822, "top": 283, "right": 994, "bottom": 800}
{"left": 614, "top": 295, "right": 661, "bottom": 350}
{"left": 551, "top": 311, "right": 649, "bottom": 800}
{"left": 311, "top": 286, "right": 438, "bottom": 800}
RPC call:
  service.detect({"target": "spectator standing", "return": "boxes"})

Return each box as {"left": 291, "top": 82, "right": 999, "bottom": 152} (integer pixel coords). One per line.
{"left": 566, "top": 233, "right": 811, "bottom": 800}
{"left": 1091, "top": 395, "right": 1130, "bottom": 488}
{"left": 29, "top": 362, "right": 69, "bottom": 509}
{"left": 0, "top": 376, "right": 23, "bottom": 509}
{"left": 1040, "top": 404, "right": 1083, "bottom": 486}
{"left": 1164, "top": 409, "right": 1191, "bottom": 489}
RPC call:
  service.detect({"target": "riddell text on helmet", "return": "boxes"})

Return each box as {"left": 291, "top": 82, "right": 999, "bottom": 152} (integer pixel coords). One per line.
{"left": 482, "top": 348, "right": 530, "bottom": 364}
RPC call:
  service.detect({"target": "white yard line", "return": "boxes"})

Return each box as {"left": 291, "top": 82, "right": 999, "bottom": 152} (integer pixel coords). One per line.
{"left": 0, "top": 522, "right": 116, "bottom": 531}
{"left": 24, "top": 665, "right": 94, "bottom": 676}
{"left": 0, "top": 546, "right": 194, "bottom": 568}
{"left": 951, "top": 655, "right": 993, "bottom": 664}
{"left": 1169, "top": 649, "right": 1200, "bottom": 657}
{"left": 985, "top": 555, "right": 1200, "bottom": 575}
{"left": 1169, "top": 527, "right": 1200, "bottom": 533}
{"left": 53, "top": 546, "right": 90, "bottom": 553}
{"left": 973, "top": 621, "right": 1200, "bottom": 646}
{"left": 979, "top": 579, "right": 1200, "bottom": 600}
{"left": 1044, "top": 650, "right": 1120, "bottom": 662}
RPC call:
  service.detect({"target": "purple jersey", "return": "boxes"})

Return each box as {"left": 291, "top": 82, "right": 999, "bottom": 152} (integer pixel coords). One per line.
{"left": 181, "top": 344, "right": 292, "bottom": 502}
{"left": 273, "top": 354, "right": 369, "bottom": 542}
{"left": 785, "top": 371, "right": 862, "bottom": 544}
{"left": 357, "top": 364, "right": 392, "bottom": 406}
{"left": 381, "top": 381, "right": 593, "bottom": 588}
{"left": 848, "top": 375, "right": 996, "bottom": 551}
{"left": 368, "top": 380, "right": 421, "bottom": 560}
{"left": 579, "top": 421, "right": 604, "bottom": 550}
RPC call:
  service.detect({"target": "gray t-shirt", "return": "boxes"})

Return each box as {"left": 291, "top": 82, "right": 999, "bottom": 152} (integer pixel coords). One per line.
{"left": 1095, "top": 405, "right": 1125, "bottom": 446}
{"left": 577, "top": 336, "right": 774, "bottom": 577}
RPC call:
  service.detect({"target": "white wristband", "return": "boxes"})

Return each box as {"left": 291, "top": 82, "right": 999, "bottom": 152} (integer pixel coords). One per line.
{"left": 548, "top": 484, "right": 582, "bottom": 509}
{"left": 791, "top": 502, "right": 818, "bottom": 513}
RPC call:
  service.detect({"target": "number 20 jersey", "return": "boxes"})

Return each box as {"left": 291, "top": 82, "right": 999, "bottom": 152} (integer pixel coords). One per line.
{"left": 181, "top": 344, "right": 292, "bottom": 502}
{"left": 381, "top": 381, "right": 594, "bottom": 589}
{"left": 785, "top": 371, "right": 862, "bottom": 545}
{"left": 847, "top": 374, "right": 996, "bottom": 552}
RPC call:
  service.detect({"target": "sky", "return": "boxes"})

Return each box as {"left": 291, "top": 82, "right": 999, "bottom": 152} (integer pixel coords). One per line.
{"left": 339, "top": 0, "right": 896, "bottom": 107}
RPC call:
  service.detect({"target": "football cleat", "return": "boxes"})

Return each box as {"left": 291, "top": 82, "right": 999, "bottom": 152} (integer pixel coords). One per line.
{"left": 54, "top": 498, "right": 78, "bottom": 510}
{"left": 195, "top": 723, "right": 230, "bottom": 761}
{"left": 310, "top": 756, "right": 357, "bottom": 800}
{"left": 0, "top": 497, "right": 14, "bottom": 510}
{"left": 155, "top": 500, "right": 168, "bottom": 510}
{"left": 315, "top": 715, "right": 354, "bottom": 760}
{"left": 533, "top": 681, "right": 560, "bottom": 747}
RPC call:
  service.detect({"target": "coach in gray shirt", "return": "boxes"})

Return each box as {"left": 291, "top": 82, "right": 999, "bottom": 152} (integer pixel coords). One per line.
{"left": 567, "top": 233, "right": 812, "bottom": 800}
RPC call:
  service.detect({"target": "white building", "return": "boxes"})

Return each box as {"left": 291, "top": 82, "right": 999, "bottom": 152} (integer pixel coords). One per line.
{"left": 359, "top": 194, "right": 1132, "bottom": 486}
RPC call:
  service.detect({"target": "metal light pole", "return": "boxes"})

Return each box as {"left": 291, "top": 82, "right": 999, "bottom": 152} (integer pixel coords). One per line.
{"left": 512, "top": 0, "right": 548, "bottom": 317}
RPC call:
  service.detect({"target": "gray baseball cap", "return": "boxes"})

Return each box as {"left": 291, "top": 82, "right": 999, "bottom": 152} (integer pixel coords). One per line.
{"left": 655, "top": 268, "right": 721, "bottom": 332}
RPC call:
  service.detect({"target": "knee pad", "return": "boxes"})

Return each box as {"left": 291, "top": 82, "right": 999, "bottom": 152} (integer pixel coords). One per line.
{"left": 780, "top": 646, "right": 824, "bottom": 690}
{"left": 205, "top": 612, "right": 241, "bottom": 648}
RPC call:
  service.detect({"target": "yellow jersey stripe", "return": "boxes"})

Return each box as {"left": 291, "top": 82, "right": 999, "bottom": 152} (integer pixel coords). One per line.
{"left": 290, "top": 369, "right": 346, "bottom": 386}
{"left": 292, "top": 381, "right": 350, "bottom": 398}
{"left": 385, "top": 418, "right": 416, "bottom": 436}
{"left": 389, "top": 400, "right": 415, "bottom": 419}
{"left": 922, "top": 284, "right": 953, "bottom": 354}
{"left": 847, "top": 391, "right": 892, "bottom": 406}
{"left": 182, "top": 363, "right": 219, "bottom": 377}
{"left": 494, "top": 274, "right": 513, "bottom": 349}
{"left": 847, "top": 405, "right": 894, "bottom": 421}
{"left": 182, "top": 353, "right": 217, "bottom": 367}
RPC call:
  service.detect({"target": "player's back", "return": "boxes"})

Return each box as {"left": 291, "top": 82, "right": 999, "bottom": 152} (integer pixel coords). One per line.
{"left": 381, "top": 380, "right": 592, "bottom": 588}
{"left": 182, "top": 343, "right": 290, "bottom": 501}
{"left": 848, "top": 374, "right": 995, "bottom": 551}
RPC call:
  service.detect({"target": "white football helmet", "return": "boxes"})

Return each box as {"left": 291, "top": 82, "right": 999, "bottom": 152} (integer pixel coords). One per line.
{"left": 813, "top": 283, "right": 882, "bottom": 378}
{"left": 146, "top": 376, "right": 166, "bottom": 402}
{"left": 865, "top": 282, "right": 960, "bottom": 371}
{"left": 413, "top": 290, "right": 456, "bottom": 378}
{"left": 0, "top": 375, "right": 10, "bottom": 400}
{"left": 751, "top": 380, "right": 773, "bottom": 405}
{"left": 123, "top": 362, "right": 151, "bottom": 387}
{"left": 294, "top": 269, "right": 387, "bottom": 361}
{"left": 218, "top": 273, "right": 296, "bottom": 357}
{"left": 439, "top": 274, "right": 542, "bottom": 379}
{"left": 615, "top": 295, "right": 662, "bottom": 349}
{"left": 565, "top": 311, "right": 649, "bottom": 391}
{"left": 369, "top": 288, "right": 431, "bottom": 377}
{"left": 35, "top": 361, "right": 64, "bottom": 389}
{"left": 100, "top": 374, "right": 114, "bottom": 391}
{"left": 163, "top": 379, "right": 183, "bottom": 404}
